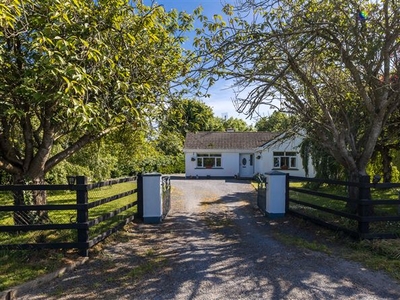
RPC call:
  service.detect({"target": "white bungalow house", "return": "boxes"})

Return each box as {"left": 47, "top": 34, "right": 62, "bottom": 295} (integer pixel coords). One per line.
{"left": 183, "top": 131, "right": 315, "bottom": 178}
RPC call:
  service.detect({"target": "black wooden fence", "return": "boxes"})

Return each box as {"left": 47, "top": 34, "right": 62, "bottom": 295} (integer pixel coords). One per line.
{"left": 287, "top": 176, "right": 400, "bottom": 239}
{"left": 0, "top": 176, "right": 140, "bottom": 256}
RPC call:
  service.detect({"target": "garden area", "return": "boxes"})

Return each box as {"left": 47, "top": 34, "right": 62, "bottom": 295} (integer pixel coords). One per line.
{"left": 0, "top": 179, "right": 138, "bottom": 291}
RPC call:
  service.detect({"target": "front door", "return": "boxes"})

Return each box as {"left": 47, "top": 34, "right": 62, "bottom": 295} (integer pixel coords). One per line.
{"left": 239, "top": 154, "right": 253, "bottom": 178}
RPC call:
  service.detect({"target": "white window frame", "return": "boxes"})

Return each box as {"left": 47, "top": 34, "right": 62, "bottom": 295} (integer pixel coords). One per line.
{"left": 196, "top": 154, "right": 222, "bottom": 168}
{"left": 273, "top": 151, "right": 297, "bottom": 169}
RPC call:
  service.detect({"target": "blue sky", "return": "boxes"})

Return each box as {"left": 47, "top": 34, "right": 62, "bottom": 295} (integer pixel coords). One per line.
{"left": 143, "top": 0, "right": 265, "bottom": 125}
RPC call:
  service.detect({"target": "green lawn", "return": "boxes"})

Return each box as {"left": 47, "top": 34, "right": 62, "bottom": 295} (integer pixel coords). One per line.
{"left": 288, "top": 182, "right": 400, "bottom": 235}
{"left": 0, "top": 181, "right": 137, "bottom": 291}
{"left": 253, "top": 180, "right": 400, "bottom": 283}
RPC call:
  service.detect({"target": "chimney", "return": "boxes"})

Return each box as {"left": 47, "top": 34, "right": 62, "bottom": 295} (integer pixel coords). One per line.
{"left": 226, "top": 128, "right": 235, "bottom": 132}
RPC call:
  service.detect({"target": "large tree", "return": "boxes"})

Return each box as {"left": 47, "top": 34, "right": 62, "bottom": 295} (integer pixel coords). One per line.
{"left": 158, "top": 98, "right": 253, "bottom": 156}
{"left": 255, "top": 111, "right": 292, "bottom": 132}
{"left": 159, "top": 98, "right": 217, "bottom": 139}
{"left": 219, "top": 116, "right": 253, "bottom": 132}
{"left": 194, "top": 0, "right": 400, "bottom": 188}
{"left": 0, "top": 0, "right": 197, "bottom": 223}
{"left": 0, "top": 0, "right": 195, "bottom": 211}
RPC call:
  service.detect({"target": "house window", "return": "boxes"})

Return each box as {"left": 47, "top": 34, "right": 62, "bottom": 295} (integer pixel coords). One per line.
{"left": 197, "top": 154, "right": 222, "bottom": 168}
{"left": 273, "top": 151, "right": 297, "bottom": 169}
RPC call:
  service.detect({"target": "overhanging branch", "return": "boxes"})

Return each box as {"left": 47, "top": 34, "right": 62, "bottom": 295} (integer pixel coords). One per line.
{"left": 45, "top": 126, "right": 118, "bottom": 172}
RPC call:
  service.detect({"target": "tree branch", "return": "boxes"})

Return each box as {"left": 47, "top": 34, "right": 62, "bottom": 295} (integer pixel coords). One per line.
{"left": 45, "top": 126, "right": 118, "bottom": 172}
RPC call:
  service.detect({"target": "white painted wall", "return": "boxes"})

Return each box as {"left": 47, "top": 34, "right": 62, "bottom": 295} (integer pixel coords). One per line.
{"left": 184, "top": 136, "right": 316, "bottom": 178}
{"left": 255, "top": 136, "right": 316, "bottom": 177}
{"left": 184, "top": 151, "right": 241, "bottom": 178}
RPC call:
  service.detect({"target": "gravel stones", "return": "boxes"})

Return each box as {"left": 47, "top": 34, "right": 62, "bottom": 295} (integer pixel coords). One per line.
{"left": 16, "top": 178, "right": 400, "bottom": 300}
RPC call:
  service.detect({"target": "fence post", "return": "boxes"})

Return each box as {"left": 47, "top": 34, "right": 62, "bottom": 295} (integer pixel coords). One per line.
{"left": 76, "top": 176, "right": 89, "bottom": 257}
{"left": 137, "top": 174, "right": 143, "bottom": 221}
{"left": 357, "top": 175, "right": 371, "bottom": 237}
{"left": 285, "top": 173, "right": 290, "bottom": 212}
{"left": 398, "top": 191, "right": 400, "bottom": 215}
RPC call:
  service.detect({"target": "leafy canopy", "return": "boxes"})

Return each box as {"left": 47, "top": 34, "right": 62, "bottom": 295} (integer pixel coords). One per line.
{"left": 0, "top": 0, "right": 196, "bottom": 182}
{"left": 194, "top": 0, "right": 400, "bottom": 176}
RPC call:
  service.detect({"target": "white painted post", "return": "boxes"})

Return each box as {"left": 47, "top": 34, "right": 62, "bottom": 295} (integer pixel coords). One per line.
{"left": 265, "top": 171, "right": 286, "bottom": 218}
{"left": 142, "top": 173, "right": 162, "bottom": 224}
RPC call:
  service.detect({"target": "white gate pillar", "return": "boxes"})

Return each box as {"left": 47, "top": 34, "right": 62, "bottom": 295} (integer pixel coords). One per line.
{"left": 142, "top": 173, "right": 162, "bottom": 224}
{"left": 265, "top": 171, "right": 287, "bottom": 218}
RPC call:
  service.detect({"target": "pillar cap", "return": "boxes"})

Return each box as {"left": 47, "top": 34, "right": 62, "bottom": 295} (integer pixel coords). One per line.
{"left": 142, "top": 172, "right": 162, "bottom": 177}
{"left": 266, "top": 171, "right": 286, "bottom": 175}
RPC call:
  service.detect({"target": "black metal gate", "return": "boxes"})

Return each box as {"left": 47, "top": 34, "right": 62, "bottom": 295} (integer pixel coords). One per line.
{"left": 162, "top": 176, "right": 171, "bottom": 219}
{"left": 257, "top": 182, "right": 266, "bottom": 213}
{"left": 255, "top": 174, "right": 266, "bottom": 213}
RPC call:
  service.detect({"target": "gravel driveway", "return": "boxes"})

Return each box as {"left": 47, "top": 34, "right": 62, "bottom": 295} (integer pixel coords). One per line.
{"left": 17, "top": 178, "right": 400, "bottom": 299}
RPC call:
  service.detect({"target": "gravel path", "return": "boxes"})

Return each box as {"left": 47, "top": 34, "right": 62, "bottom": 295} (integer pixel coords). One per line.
{"left": 17, "top": 178, "right": 400, "bottom": 299}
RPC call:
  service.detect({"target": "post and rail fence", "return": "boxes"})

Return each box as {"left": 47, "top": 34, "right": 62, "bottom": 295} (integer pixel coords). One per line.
{"left": 0, "top": 173, "right": 171, "bottom": 257}
{"left": 257, "top": 173, "right": 400, "bottom": 239}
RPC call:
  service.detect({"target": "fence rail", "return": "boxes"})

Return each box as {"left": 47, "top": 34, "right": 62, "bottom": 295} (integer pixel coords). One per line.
{"left": 287, "top": 176, "right": 400, "bottom": 239}
{"left": 0, "top": 176, "right": 140, "bottom": 256}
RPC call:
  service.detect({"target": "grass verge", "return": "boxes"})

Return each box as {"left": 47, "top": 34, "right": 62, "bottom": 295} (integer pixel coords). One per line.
{"left": 0, "top": 181, "right": 137, "bottom": 292}
{"left": 126, "top": 248, "right": 168, "bottom": 280}
{"left": 252, "top": 179, "right": 400, "bottom": 282}
{"left": 268, "top": 215, "right": 400, "bottom": 282}
{"left": 0, "top": 249, "right": 78, "bottom": 291}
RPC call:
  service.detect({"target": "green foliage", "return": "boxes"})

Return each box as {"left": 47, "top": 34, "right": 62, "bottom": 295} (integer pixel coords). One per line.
{"left": 218, "top": 117, "right": 253, "bottom": 132}
{"left": 156, "top": 98, "right": 216, "bottom": 172}
{"left": 157, "top": 131, "right": 185, "bottom": 157}
{"left": 160, "top": 99, "right": 217, "bottom": 137}
{"left": 158, "top": 154, "right": 185, "bottom": 174}
{"left": 0, "top": 170, "right": 11, "bottom": 185}
{"left": 47, "top": 145, "right": 115, "bottom": 184}
{"left": 194, "top": 0, "right": 400, "bottom": 179}
{"left": 367, "top": 152, "right": 400, "bottom": 183}
{"left": 0, "top": 0, "right": 196, "bottom": 186}
{"left": 154, "top": 98, "right": 254, "bottom": 173}
{"left": 46, "top": 126, "right": 147, "bottom": 183}
{"left": 300, "top": 138, "right": 346, "bottom": 181}
{"left": 255, "top": 111, "right": 292, "bottom": 132}
{"left": 393, "top": 150, "right": 400, "bottom": 169}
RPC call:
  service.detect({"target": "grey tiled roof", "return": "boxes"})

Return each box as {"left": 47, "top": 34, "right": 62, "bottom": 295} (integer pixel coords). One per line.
{"left": 184, "top": 132, "right": 277, "bottom": 150}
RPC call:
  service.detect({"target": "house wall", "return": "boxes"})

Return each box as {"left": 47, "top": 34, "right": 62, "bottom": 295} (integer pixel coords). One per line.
{"left": 255, "top": 136, "right": 316, "bottom": 177}
{"left": 184, "top": 135, "right": 316, "bottom": 179}
{"left": 255, "top": 150, "right": 311, "bottom": 177}
{"left": 184, "top": 151, "right": 241, "bottom": 178}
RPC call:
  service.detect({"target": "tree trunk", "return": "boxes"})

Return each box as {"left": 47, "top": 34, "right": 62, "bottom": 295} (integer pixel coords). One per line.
{"left": 346, "top": 171, "right": 360, "bottom": 213}
{"left": 31, "top": 175, "right": 50, "bottom": 223}
{"left": 12, "top": 175, "right": 28, "bottom": 225}
{"left": 12, "top": 174, "right": 50, "bottom": 225}
{"left": 346, "top": 171, "right": 374, "bottom": 215}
